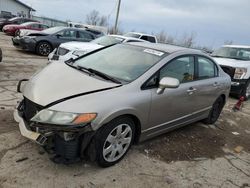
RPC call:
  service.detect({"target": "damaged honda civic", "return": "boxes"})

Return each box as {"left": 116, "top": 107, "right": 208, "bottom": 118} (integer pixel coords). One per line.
{"left": 14, "top": 42, "right": 231, "bottom": 167}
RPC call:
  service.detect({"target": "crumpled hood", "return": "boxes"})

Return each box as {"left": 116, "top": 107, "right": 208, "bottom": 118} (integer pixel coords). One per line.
{"left": 23, "top": 62, "right": 120, "bottom": 106}
{"left": 60, "top": 41, "right": 103, "bottom": 51}
{"left": 213, "top": 57, "right": 250, "bottom": 68}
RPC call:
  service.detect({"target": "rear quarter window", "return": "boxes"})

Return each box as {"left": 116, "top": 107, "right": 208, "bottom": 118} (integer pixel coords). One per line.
{"left": 197, "top": 56, "right": 218, "bottom": 79}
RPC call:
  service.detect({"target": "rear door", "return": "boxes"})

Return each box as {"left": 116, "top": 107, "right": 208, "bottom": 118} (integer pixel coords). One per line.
{"left": 54, "top": 29, "right": 77, "bottom": 47}
{"left": 77, "top": 31, "right": 95, "bottom": 42}
{"left": 193, "top": 56, "right": 221, "bottom": 109}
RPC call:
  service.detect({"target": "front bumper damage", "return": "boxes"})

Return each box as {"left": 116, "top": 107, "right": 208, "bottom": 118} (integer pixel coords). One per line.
{"left": 14, "top": 100, "right": 95, "bottom": 163}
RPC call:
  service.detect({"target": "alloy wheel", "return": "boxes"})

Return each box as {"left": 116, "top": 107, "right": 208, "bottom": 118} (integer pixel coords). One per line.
{"left": 103, "top": 124, "right": 132, "bottom": 162}
{"left": 39, "top": 43, "right": 51, "bottom": 56}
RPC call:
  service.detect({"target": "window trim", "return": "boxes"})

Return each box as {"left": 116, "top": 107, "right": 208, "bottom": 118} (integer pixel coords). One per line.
{"left": 195, "top": 55, "right": 219, "bottom": 80}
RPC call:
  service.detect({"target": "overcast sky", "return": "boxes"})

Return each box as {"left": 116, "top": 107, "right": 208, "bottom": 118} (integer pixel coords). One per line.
{"left": 21, "top": 0, "right": 250, "bottom": 49}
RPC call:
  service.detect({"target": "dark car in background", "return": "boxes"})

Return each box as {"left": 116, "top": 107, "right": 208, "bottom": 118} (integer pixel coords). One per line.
{"left": 0, "top": 17, "right": 36, "bottom": 31}
{"left": 3, "top": 22, "right": 49, "bottom": 36}
{"left": 12, "top": 27, "right": 98, "bottom": 56}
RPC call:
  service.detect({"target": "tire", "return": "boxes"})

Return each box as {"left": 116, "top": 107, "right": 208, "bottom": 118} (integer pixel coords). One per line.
{"left": 36, "top": 41, "right": 52, "bottom": 56}
{"left": 241, "top": 80, "right": 250, "bottom": 101}
{"left": 203, "top": 96, "right": 225, "bottom": 125}
{"left": 94, "top": 117, "right": 135, "bottom": 167}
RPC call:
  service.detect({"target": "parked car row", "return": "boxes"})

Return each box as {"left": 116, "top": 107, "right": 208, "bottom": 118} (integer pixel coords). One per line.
{"left": 3, "top": 22, "right": 50, "bottom": 36}
{"left": 12, "top": 27, "right": 100, "bottom": 55}
{"left": 48, "top": 34, "right": 147, "bottom": 62}
{"left": 2, "top": 17, "right": 248, "bottom": 168}
{"left": 0, "top": 17, "right": 36, "bottom": 30}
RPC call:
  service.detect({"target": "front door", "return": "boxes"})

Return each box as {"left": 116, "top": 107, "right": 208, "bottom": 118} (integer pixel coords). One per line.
{"left": 147, "top": 56, "right": 199, "bottom": 135}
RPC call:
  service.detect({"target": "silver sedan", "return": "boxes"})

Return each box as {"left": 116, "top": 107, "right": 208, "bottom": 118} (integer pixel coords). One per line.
{"left": 14, "top": 42, "right": 231, "bottom": 167}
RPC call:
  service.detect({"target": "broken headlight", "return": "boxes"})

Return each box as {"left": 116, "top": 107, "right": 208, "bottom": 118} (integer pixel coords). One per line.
{"left": 31, "top": 109, "right": 97, "bottom": 125}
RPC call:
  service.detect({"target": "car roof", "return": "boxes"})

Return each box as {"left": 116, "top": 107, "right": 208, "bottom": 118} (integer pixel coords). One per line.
{"left": 110, "top": 34, "right": 145, "bottom": 42}
{"left": 126, "top": 32, "right": 156, "bottom": 38}
{"left": 223, "top": 45, "right": 250, "bottom": 49}
{"left": 127, "top": 42, "right": 202, "bottom": 54}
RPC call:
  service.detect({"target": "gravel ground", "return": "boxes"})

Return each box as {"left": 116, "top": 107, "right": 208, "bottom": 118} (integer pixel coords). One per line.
{"left": 0, "top": 32, "right": 249, "bottom": 188}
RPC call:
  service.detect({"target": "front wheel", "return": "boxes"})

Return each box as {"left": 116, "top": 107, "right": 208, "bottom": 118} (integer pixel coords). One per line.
{"left": 36, "top": 41, "right": 52, "bottom": 56}
{"left": 94, "top": 117, "right": 135, "bottom": 167}
{"left": 203, "top": 96, "right": 225, "bottom": 125}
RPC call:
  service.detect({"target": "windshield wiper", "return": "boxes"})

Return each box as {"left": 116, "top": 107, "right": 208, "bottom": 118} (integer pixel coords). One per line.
{"left": 77, "top": 65, "right": 121, "bottom": 84}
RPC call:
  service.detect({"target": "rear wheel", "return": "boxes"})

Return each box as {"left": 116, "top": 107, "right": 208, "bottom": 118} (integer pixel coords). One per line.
{"left": 93, "top": 117, "right": 135, "bottom": 167}
{"left": 203, "top": 96, "right": 224, "bottom": 124}
{"left": 36, "top": 41, "right": 52, "bottom": 56}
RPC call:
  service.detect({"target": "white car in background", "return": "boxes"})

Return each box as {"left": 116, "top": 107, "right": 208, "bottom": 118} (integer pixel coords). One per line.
{"left": 212, "top": 45, "right": 250, "bottom": 99}
{"left": 48, "top": 35, "right": 146, "bottom": 63}
{"left": 124, "top": 32, "right": 158, "bottom": 43}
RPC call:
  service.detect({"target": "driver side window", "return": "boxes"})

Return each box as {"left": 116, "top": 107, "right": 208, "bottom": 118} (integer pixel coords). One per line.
{"left": 160, "top": 56, "right": 195, "bottom": 83}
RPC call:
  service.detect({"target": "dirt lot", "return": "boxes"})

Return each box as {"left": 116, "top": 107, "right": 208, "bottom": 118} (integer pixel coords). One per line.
{"left": 0, "top": 32, "right": 249, "bottom": 188}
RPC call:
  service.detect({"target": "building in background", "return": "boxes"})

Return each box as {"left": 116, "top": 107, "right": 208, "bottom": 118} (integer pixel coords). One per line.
{"left": 0, "top": 0, "right": 35, "bottom": 19}
{"left": 32, "top": 16, "right": 67, "bottom": 27}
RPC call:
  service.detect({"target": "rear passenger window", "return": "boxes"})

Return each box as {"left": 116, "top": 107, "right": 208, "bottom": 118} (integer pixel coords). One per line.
{"left": 147, "top": 36, "right": 156, "bottom": 43}
{"left": 160, "top": 56, "right": 195, "bottom": 83}
{"left": 198, "top": 57, "right": 218, "bottom": 79}
{"left": 78, "top": 31, "right": 94, "bottom": 40}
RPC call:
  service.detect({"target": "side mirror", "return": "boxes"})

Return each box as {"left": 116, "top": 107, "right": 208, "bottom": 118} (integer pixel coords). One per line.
{"left": 157, "top": 77, "right": 180, "bottom": 94}
{"left": 56, "top": 34, "right": 62, "bottom": 38}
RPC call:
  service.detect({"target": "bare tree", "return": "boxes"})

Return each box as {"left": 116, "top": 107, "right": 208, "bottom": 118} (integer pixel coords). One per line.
{"left": 85, "top": 10, "right": 108, "bottom": 26}
{"left": 155, "top": 30, "right": 175, "bottom": 44}
{"left": 179, "top": 32, "right": 197, "bottom": 47}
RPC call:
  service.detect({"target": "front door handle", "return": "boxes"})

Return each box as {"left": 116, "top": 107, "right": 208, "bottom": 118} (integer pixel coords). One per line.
{"left": 187, "top": 87, "right": 197, "bottom": 94}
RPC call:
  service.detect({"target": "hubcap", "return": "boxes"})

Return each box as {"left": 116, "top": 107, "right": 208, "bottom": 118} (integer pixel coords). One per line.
{"left": 103, "top": 124, "right": 132, "bottom": 162}
{"left": 39, "top": 43, "right": 51, "bottom": 56}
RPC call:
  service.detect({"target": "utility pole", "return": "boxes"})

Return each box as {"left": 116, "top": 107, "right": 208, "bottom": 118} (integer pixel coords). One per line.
{"left": 114, "top": 0, "right": 121, "bottom": 34}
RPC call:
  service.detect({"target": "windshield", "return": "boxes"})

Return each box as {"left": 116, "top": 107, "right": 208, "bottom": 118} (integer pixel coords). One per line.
{"left": 74, "top": 44, "right": 166, "bottom": 82}
{"left": 91, "top": 35, "right": 124, "bottom": 46}
{"left": 212, "top": 47, "right": 250, "bottom": 61}
{"left": 124, "top": 33, "right": 141, "bottom": 38}
{"left": 42, "top": 27, "right": 64, "bottom": 34}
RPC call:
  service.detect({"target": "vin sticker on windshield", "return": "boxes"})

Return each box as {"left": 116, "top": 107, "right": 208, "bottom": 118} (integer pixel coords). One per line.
{"left": 143, "top": 49, "right": 164, "bottom": 56}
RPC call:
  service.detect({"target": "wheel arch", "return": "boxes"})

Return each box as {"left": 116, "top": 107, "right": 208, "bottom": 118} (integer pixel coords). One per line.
{"left": 94, "top": 112, "right": 142, "bottom": 144}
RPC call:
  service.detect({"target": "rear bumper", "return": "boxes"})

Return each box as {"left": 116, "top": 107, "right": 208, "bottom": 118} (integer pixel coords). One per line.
{"left": 230, "top": 79, "right": 248, "bottom": 95}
